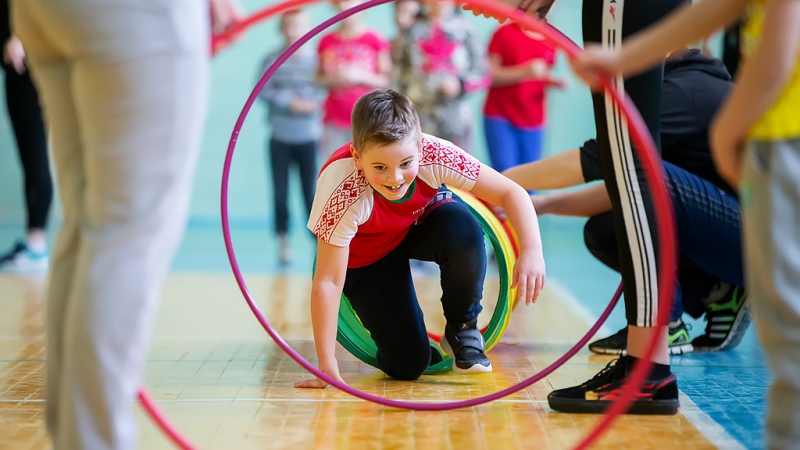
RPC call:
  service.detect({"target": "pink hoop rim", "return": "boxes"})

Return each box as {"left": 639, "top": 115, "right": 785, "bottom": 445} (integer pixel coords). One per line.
{"left": 141, "top": 1, "right": 677, "bottom": 449}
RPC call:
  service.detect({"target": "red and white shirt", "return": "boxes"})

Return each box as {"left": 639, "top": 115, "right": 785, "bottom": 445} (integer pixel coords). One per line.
{"left": 307, "top": 134, "right": 482, "bottom": 268}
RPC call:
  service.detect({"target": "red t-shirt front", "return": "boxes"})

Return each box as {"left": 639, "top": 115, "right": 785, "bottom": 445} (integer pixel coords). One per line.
{"left": 483, "top": 23, "right": 556, "bottom": 128}
{"left": 318, "top": 30, "right": 389, "bottom": 128}
{"left": 307, "top": 134, "right": 481, "bottom": 268}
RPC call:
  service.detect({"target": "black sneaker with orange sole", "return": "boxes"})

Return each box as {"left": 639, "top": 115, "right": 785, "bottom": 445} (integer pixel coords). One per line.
{"left": 547, "top": 355, "right": 679, "bottom": 415}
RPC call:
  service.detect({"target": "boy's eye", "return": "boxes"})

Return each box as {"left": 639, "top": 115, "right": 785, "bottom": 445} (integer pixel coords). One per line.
{"left": 374, "top": 165, "right": 386, "bottom": 171}
{"left": 400, "top": 161, "right": 411, "bottom": 168}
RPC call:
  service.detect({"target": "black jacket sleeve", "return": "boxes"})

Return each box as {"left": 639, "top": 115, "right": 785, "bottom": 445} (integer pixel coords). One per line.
{"left": 579, "top": 139, "right": 602, "bottom": 183}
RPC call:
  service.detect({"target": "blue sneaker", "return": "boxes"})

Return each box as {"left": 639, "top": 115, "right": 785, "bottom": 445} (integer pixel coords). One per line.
{"left": 0, "top": 242, "right": 49, "bottom": 272}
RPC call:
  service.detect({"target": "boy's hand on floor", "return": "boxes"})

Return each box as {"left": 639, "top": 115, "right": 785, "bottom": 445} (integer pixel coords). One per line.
{"left": 294, "top": 364, "right": 346, "bottom": 389}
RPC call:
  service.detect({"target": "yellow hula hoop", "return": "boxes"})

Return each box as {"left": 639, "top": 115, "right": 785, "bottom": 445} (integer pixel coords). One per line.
{"left": 448, "top": 186, "right": 518, "bottom": 349}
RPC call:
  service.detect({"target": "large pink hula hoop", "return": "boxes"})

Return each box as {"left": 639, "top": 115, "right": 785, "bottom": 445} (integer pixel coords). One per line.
{"left": 140, "top": 1, "right": 677, "bottom": 449}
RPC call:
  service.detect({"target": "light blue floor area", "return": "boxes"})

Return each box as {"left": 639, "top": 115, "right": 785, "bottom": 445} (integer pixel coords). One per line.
{"left": 538, "top": 216, "right": 769, "bottom": 450}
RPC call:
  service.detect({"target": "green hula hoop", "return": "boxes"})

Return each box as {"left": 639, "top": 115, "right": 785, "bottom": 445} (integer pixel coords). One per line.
{"left": 316, "top": 187, "right": 517, "bottom": 375}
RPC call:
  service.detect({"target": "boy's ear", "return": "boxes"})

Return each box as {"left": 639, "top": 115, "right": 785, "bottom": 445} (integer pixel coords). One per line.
{"left": 350, "top": 144, "right": 363, "bottom": 170}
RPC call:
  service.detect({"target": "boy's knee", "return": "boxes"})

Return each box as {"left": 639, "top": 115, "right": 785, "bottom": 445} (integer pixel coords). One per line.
{"left": 386, "top": 362, "right": 428, "bottom": 381}
{"left": 379, "top": 347, "right": 431, "bottom": 381}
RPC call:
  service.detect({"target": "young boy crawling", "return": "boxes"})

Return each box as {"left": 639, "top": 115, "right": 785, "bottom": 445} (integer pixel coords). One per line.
{"left": 296, "top": 89, "right": 545, "bottom": 387}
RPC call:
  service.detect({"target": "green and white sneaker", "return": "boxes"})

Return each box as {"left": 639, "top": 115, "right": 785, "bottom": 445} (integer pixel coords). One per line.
{"left": 668, "top": 321, "right": 693, "bottom": 355}
{"left": 588, "top": 321, "right": 694, "bottom": 355}
{"left": 692, "top": 284, "right": 750, "bottom": 352}
{"left": 0, "top": 242, "right": 49, "bottom": 273}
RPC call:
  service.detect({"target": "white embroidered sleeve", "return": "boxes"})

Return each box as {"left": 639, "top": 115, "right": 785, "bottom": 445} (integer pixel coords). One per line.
{"left": 417, "top": 134, "right": 482, "bottom": 191}
{"left": 307, "top": 160, "right": 372, "bottom": 247}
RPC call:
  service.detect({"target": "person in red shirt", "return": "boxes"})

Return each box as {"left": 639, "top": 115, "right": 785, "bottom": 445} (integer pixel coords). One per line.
{"left": 483, "top": 23, "right": 563, "bottom": 173}
{"left": 295, "top": 89, "right": 546, "bottom": 386}
{"left": 317, "top": 0, "right": 392, "bottom": 159}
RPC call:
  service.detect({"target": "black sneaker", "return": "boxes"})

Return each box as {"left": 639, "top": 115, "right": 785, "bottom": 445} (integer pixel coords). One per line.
{"left": 547, "top": 355, "right": 680, "bottom": 415}
{"left": 588, "top": 322, "right": 694, "bottom": 356}
{"left": 692, "top": 284, "right": 751, "bottom": 352}
{"left": 587, "top": 327, "right": 628, "bottom": 355}
{"left": 441, "top": 320, "right": 492, "bottom": 374}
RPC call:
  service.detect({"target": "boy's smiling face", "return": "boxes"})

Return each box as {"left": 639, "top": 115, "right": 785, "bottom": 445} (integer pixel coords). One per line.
{"left": 351, "top": 136, "right": 421, "bottom": 201}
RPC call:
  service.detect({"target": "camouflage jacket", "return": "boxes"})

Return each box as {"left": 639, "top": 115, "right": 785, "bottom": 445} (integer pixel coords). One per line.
{"left": 394, "top": 15, "right": 488, "bottom": 110}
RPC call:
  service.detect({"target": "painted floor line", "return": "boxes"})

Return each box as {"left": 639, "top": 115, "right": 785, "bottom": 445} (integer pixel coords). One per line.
{"left": 552, "top": 276, "right": 748, "bottom": 450}
{"left": 547, "top": 278, "right": 614, "bottom": 337}
{"left": 679, "top": 392, "right": 747, "bottom": 450}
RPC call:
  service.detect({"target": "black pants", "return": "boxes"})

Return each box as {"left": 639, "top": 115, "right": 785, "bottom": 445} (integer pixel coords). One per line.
{"left": 3, "top": 63, "right": 51, "bottom": 231}
{"left": 269, "top": 139, "right": 316, "bottom": 234}
{"left": 343, "top": 190, "right": 486, "bottom": 380}
{"left": 584, "top": 162, "right": 745, "bottom": 321}
{"left": 583, "top": 0, "right": 685, "bottom": 327}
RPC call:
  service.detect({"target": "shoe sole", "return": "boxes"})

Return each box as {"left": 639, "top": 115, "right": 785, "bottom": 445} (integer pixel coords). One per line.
{"left": 440, "top": 336, "right": 492, "bottom": 374}
{"left": 589, "top": 343, "right": 694, "bottom": 356}
{"left": 668, "top": 343, "right": 694, "bottom": 355}
{"left": 589, "top": 346, "right": 625, "bottom": 356}
{"left": 693, "top": 300, "right": 752, "bottom": 352}
{"left": 548, "top": 397, "right": 680, "bottom": 415}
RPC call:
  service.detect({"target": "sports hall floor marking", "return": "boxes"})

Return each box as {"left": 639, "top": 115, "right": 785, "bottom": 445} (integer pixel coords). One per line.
{"left": 549, "top": 277, "right": 748, "bottom": 450}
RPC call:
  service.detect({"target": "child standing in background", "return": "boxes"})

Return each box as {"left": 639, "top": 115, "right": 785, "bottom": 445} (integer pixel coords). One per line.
{"left": 0, "top": 0, "right": 52, "bottom": 272}
{"left": 396, "top": 1, "right": 487, "bottom": 153}
{"left": 483, "top": 23, "right": 563, "bottom": 173}
{"left": 259, "top": 9, "right": 321, "bottom": 264}
{"left": 317, "top": 0, "right": 392, "bottom": 159}
{"left": 390, "top": 0, "right": 420, "bottom": 90}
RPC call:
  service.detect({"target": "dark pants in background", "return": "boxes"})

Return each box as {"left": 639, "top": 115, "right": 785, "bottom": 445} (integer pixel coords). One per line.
{"left": 584, "top": 162, "right": 744, "bottom": 321}
{"left": 269, "top": 139, "right": 316, "bottom": 234}
{"left": 3, "top": 62, "right": 51, "bottom": 231}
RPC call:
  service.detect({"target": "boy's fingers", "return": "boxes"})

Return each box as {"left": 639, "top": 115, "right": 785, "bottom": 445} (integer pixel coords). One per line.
{"left": 532, "top": 277, "right": 542, "bottom": 303}
{"left": 295, "top": 379, "right": 328, "bottom": 389}
{"left": 517, "top": 276, "right": 528, "bottom": 305}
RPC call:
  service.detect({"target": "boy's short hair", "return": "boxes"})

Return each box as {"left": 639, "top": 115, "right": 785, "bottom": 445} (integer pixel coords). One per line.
{"left": 351, "top": 89, "right": 422, "bottom": 155}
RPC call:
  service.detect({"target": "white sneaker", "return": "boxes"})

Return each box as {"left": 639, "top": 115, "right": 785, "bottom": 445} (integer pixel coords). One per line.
{"left": 0, "top": 242, "right": 49, "bottom": 273}
{"left": 278, "top": 236, "right": 291, "bottom": 265}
